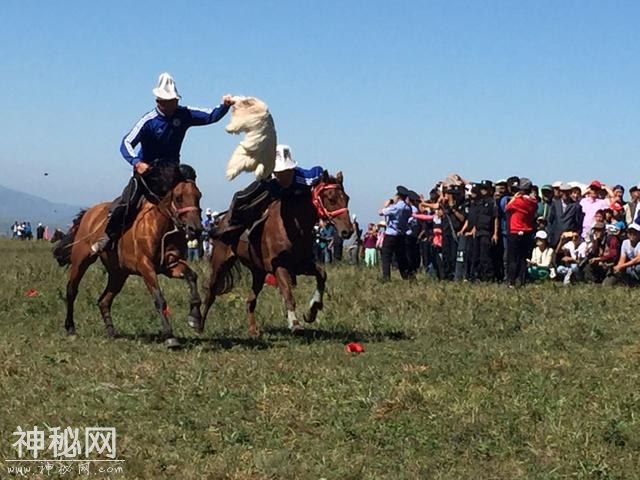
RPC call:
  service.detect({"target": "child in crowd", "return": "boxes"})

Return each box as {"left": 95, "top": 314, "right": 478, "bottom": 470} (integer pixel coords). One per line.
{"left": 363, "top": 223, "right": 378, "bottom": 267}
{"left": 527, "top": 230, "right": 553, "bottom": 280}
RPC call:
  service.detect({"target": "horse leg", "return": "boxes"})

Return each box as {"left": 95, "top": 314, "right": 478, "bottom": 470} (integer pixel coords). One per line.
{"left": 64, "top": 257, "right": 94, "bottom": 335}
{"left": 97, "top": 271, "right": 128, "bottom": 338}
{"left": 302, "top": 261, "right": 327, "bottom": 324}
{"left": 165, "top": 260, "right": 203, "bottom": 334}
{"left": 202, "top": 242, "right": 235, "bottom": 331}
{"left": 274, "top": 266, "right": 302, "bottom": 333}
{"left": 247, "top": 269, "right": 266, "bottom": 339}
{"left": 139, "top": 262, "right": 179, "bottom": 348}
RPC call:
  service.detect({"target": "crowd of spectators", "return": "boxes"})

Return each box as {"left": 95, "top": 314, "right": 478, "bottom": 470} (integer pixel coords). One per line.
{"left": 371, "top": 174, "right": 640, "bottom": 287}
{"left": 9, "top": 221, "right": 51, "bottom": 241}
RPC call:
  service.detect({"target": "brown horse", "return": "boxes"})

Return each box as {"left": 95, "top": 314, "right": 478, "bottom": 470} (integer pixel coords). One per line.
{"left": 53, "top": 167, "right": 204, "bottom": 348}
{"left": 201, "top": 170, "right": 353, "bottom": 338}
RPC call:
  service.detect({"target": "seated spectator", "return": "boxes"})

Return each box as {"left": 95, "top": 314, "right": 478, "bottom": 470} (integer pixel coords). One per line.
{"left": 527, "top": 230, "right": 553, "bottom": 280}
{"left": 604, "top": 223, "right": 640, "bottom": 286}
{"left": 583, "top": 222, "right": 620, "bottom": 283}
{"left": 556, "top": 231, "right": 587, "bottom": 285}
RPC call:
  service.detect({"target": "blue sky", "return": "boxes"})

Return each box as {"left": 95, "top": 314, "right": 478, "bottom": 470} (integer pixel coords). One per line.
{"left": 1, "top": 1, "right": 639, "bottom": 224}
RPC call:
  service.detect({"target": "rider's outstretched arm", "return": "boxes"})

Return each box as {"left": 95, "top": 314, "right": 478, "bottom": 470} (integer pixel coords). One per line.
{"left": 187, "top": 104, "right": 231, "bottom": 126}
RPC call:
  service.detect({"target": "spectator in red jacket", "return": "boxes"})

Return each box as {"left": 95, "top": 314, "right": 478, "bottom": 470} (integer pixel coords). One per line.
{"left": 505, "top": 177, "right": 538, "bottom": 287}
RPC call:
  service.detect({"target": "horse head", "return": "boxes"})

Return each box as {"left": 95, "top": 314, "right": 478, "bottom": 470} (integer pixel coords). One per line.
{"left": 168, "top": 179, "right": 203, "bottom": 238}
{"left": 312, "top": 170, "right": 354, "bottom": 239}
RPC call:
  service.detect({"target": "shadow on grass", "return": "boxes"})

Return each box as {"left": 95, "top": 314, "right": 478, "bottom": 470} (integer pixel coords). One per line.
{"left": 262, "top": 326, "right": 411, "bottom": 344}
{"left": 114, "top": 332, "right": 271, "bottom": 351}
{"left": 111, "top": 326, "right": 411, "bottom": 350}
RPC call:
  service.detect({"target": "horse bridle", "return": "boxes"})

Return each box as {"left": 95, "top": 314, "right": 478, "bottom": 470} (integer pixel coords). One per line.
{"left": 137, "top": 175, "right": 200, "bottom": 228}
{"left": 311, "top": 182, "right": 349, "bottom": 220}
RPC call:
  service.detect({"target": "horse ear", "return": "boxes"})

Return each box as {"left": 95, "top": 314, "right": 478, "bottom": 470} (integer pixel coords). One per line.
{"left": 336, "top": 171, "right": 344, "bottom": 185}
{"left": 322, "top": 170, "right": 330, "bottom": 182}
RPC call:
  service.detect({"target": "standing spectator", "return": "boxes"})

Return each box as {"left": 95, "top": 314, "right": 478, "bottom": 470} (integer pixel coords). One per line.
{"left": 468, "top": 181, "right": 499, "bottom": 281}
{"left": 11, "top": 221, "right": 19, "bottom": 238}
{"left": 363, "top": 224, "right": 378, "bottom": 267}
{"left": 547, "top": 183, "right": 584, "bottom": 247}
{"left": 604, "top": 223, "right": 640, "bottom": 286}
{"left": 379, "top": 186, "right": 412, "bottom": 281}
{"left": 579, "top": 180, "right": 612, "bottom": 239}
{"left": 612, "top": 185, "right": 625, "bottom": 205}
{"left": 537, "top": 185, "right": 554, "bottom": 222}
{"left": 318, "top": 219, "right": 336, "bottom": 263}
{"left": 187, "top": 234, "right": 200, "bottom": 262}
{"left": 36, "top": 223, "right": 45, "bottom": 240}
{"left": 505, "top": 178, "right": 537, "bottom": 287}
{"left": 527, "top": 230, "right": 553, "bottom": 280}
{"left": 405, "top": 191, "right": 422, "bottom": 275}
{"left": 440, "top": 185, "right": 467, "bottom": 280}
{"left": 24, "top": 222, "right": 33, "bottom": 240}
{"left": 624, "top": 185, "right": 640, "bottom": 224}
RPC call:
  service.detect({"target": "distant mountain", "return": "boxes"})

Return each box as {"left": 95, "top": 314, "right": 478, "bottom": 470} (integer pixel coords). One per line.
{"left": 0, "top": 185, "right": 83, "bottom": 236}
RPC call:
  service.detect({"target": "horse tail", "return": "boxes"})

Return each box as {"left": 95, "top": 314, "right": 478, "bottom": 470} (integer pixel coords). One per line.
{"left": 211, "top": 244, "right": 242, "bottom": 296}
{"left": 52, "top": 210, "right": 87, "bottom": 266}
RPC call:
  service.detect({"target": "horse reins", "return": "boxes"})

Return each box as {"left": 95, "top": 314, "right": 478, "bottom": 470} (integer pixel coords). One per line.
{"left": 311, "top": 183, "right": 349, "bottom": 220}
{"left": 137, "top": 175, "right": 199, "bottom": 228}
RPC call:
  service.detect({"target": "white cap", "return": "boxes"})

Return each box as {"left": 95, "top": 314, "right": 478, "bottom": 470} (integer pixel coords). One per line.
{"left": 273, "top": 145, "right": 297, "bottom": 172}
{"left": 535, "top": 230, "right": 548, "bottom": 240}
{"left": 552, "top": 181, "right": 562, "bottom": 188}
{"left": 629, "top": 223, "right": 640, "bottom": 232}
{"left": 205, "top": 208, "right": 213, "bottom": 215}
{"left": 152, "top": 72, "right": 181, "bottom": 100}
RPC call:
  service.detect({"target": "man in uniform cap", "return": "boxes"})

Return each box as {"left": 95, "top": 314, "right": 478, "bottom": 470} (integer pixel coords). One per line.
{"left": 379, "top": 186, "right": 412, "bottom": 280}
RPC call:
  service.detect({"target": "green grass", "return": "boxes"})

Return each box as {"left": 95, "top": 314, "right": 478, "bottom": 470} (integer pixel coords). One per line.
{"left": 1, "top": 239, "right": 640, "bottom": 479}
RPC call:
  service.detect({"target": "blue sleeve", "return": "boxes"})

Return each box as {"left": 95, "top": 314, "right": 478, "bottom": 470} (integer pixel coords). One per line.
{"left": 187, "top": 104, "right": 230, "bottom": 126}
{"left": 294, "top": 166, "right": 324, "bottom": 186}
{"left": 120, "top": 114, "right": 151, "bottom": 166}
{"left": 382, "top": 203, "right": 401, "bottom": 216}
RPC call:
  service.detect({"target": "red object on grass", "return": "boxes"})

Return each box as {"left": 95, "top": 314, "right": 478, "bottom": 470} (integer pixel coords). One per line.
{"left": 345, "top": 342, "right": 365, "bottom": 353}
{"left": 26, "top": 289, "right": 39, "bottom": 298}
{"left": 265, "top": 274, "right": 277, "bottom": 287}
{"left": 162, "top": 305, "right": 171, "bottom": 317}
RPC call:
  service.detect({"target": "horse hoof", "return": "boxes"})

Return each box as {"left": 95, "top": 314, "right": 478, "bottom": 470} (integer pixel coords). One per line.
{"left": 65, "top": 327, "right": 76, "bottom": 336}
{"left": 165, "top": 337, "right": 182, "bottom": 349}
{"left": 187, "top": 316, "right": 202, "bottom": 333}
{"left": 302, "top": 312, "right": 316, "bottom": 324}
{"left": 290, "top": 323, "right": 304, "bottom": 334}
{"left": 106, "top": 327, "right": 117, "bottom": 338}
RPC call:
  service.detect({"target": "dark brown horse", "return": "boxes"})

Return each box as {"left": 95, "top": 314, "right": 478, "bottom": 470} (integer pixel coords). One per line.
{"left": 201, "top": 171, "right": 353, "bottom": 338}
{"left": 53, "top": 168, "right": 204, "bottom": 348}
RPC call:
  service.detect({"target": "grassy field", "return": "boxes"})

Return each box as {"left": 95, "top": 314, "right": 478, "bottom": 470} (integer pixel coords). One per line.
{"left": 1, "top": 238, "right": 640, "bottom": 479}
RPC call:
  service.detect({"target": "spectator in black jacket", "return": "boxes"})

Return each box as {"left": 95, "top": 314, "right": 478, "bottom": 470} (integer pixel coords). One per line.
{"left": 547, "top": 183, "right": 584, "bottom": 247}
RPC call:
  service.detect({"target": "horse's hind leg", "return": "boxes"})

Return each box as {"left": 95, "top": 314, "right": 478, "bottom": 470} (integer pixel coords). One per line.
{"left": 247, "top": 269, "right": 266, "bottom": 339}
{"left": 64, "top": 257, "right": 95, "bottom": 335}
{"left": 302, "top": 261, "right": 326, "bottom": 324}
{"left": 274, "top": 266, "right": 302, "bottom": 333}
{"left": 97, "top": 271, "right": 128, "bottom": 338}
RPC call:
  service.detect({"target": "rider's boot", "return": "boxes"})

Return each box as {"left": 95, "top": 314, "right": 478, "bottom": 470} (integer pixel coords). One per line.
{"left": 90, "top": 234, "right": 111, "bottom": 256}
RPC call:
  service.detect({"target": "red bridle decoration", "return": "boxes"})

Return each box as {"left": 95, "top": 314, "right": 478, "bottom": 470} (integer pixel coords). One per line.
{"left": 311, "top": 183, "right": 349, "bottom": 219}
{"left": 174, "top": 205, "right": 199, "bottom": 216}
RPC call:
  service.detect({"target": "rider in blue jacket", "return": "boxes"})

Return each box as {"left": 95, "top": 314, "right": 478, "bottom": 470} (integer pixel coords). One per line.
{"left": 91, "top": 73, "right": 234, "bottom": 255}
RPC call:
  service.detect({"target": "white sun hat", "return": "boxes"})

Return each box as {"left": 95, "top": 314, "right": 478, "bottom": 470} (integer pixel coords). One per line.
{"left": 273, "top": 145, "right": 297, "bottom": 172}
{"left": 535, "top": 230, "right": 548, "bottom": 240}
{"left": 153, "top": 72, "right": 181, "bottom": 100}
